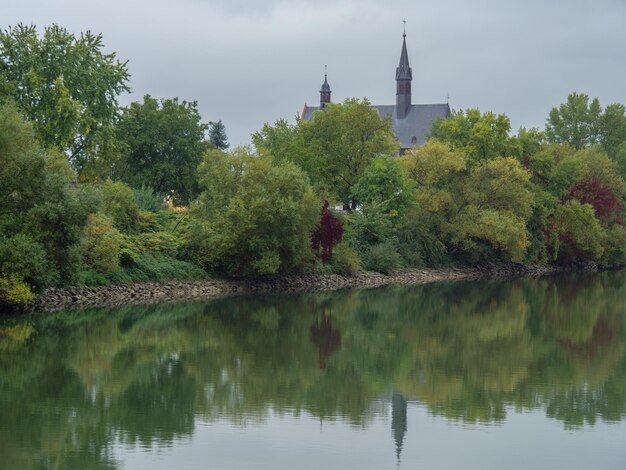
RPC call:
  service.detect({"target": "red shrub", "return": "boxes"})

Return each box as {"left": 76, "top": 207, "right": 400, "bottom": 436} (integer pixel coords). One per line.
{"left": 311, "top": 200, "right": 344, "bottom": 264}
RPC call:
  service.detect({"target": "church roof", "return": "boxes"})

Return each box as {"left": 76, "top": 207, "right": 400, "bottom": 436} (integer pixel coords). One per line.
{"left": 320, "top": 74, "right": 331, "bottom": 92}
{"left": 396, "top": 34, "right": 412, "bottom": 80}
{"left": 301, "top": 103, "right": 451, "bottom": 149}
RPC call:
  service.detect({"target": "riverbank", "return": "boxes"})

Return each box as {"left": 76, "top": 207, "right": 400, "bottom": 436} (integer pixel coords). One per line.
{"left": 27, "top": 262, "right": 593, "bottom": 312}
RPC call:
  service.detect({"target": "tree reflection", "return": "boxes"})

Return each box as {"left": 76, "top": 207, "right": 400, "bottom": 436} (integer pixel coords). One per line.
{"left": 310, "top": 305, "right": 341, "bottom": 369}
{"left": 1, "top": 272, "right": 626, "bottom": 468}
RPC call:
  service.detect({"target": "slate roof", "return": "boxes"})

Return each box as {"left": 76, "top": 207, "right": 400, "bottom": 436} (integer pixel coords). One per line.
{"left": 301, "top": 103, "right": 451, "bottom": 150}
{"left": 396, "top": 35, "right": 412, "bottom": 80}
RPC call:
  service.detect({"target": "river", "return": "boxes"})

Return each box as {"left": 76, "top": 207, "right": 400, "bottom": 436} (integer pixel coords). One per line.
{"left": 1, "top": 272, "right": 625, "bottom": 469}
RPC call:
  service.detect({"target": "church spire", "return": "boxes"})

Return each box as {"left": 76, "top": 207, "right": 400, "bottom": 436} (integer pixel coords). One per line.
{"left": 320, "top": 65, "right": 331, "bottom": 110}
{"left": 396, "top": 23, "right": 412, "bottom": 119}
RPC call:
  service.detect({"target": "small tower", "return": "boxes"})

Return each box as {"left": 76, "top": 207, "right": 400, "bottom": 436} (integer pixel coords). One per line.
{"left": 320, "top": 66, "right": 331, "bottom": 110}
{"left": 396, "top": 25, "right": 412, "bottom": 119}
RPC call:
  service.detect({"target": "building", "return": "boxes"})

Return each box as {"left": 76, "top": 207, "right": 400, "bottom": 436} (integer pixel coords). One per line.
{"left": 301, "top": 31, "right": 451, "bottom": 154}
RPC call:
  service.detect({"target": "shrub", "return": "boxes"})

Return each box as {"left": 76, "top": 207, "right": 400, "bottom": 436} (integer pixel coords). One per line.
{"left": 133, "top": 185, "right": 165, "bottom": 212}
{"left": 330, "top": 242, "right": 362, "bottom": 274}
{"left": 101, "top": 179, "right": 140, "bottom": 232}
{"left": 83, "top": 213, "right": 122, "bottom": 273}
{"left": 188, "top": 151, "right": 319, "bottom": 276}
{"left": 362, "top": 242, "right": 402, "bottom": 274}
{"left": 550, "top": 200, "right": 604, "bottom": 263}
{"left": 600, "top": 225, "right": 626, "bottom": 268}
{"left": 0, "top": 275, "right": 35, "bottom": 305}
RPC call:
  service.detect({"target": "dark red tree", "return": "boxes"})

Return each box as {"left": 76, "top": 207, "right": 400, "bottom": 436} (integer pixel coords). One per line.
{"left": 567, "top": 175, "right": 624, "bottom": 224}
{"left": 311, "top": 200, "right": 344, "bottom": 264}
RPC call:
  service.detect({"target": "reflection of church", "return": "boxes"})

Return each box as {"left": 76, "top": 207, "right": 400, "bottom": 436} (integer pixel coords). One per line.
{"left": 392, "top": 392, "right": 408, "bottom": 467}
{"left": 301, "top": 30, "right": 451, "bottom": 154}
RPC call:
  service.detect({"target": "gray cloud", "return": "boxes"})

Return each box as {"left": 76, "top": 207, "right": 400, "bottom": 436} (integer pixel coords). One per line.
{"left": 3, "top": 0, "right": 626, "bottom": 145}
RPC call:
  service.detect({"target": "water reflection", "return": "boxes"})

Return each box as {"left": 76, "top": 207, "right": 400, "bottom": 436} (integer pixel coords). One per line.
{"left": 1, "top": 272, "right": 626, "bottom": 469}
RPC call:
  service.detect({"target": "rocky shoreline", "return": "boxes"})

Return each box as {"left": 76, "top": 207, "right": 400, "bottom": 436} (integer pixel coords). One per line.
{"left": 26, "top": 262, "right": 593, "bottom": 313}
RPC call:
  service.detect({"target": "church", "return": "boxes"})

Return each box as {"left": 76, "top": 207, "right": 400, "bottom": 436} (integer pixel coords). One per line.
{"left": 301, "top": 31, "right": 451, "bottom": 154}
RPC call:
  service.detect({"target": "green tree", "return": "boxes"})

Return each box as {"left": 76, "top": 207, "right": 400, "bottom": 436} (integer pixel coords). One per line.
{"left": 0, "top": 24, "right": 130, "bottom": 175}
{"left": 599, "top": 103, "right": 626, "bottom": 158}
{"left": 352, "top": 157, "right": 414, "bottom": 214}
{"left": 83, "top": 213, "right": 122, "bottom": 273}
{"left": 208, "top": 119, "right": 229, "bottom": 150}
{"left": 429, "top": 108, "right": 516, "bottom": 163}
{"left": 545, "top": 92, "right": 605, "bottom": 151}
{"left": 114, "top": 95, "right": 209, "bottom": 205}
{"left": 187, "top": 150, "right": 319, "bottom": 276}
{"left": 251, "top": 118, "right": 298, "bottom": 160}
{"left": 293, "top": 98, "right": 399, "bottom": 209}
{"left": 549, "top": 200, "right": 604, "bottom": 263}
{"left": 0, "top": 103, "right": 90, "bottom": 303}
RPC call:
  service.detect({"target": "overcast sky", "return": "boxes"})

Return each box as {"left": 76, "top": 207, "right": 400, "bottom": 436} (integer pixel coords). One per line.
{"left": 4, "top": 0, "right": 626, "bottom": 146}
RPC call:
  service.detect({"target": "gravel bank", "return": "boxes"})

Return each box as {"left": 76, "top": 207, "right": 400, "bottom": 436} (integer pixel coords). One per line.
{"left": 27, "top": 263, "right": 590, "bottom": 313}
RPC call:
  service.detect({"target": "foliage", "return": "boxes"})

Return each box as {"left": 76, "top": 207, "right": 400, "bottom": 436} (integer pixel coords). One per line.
{"left": 546, "top": 92, "right": 602, "bottom": 150}
{"left": 352, "top": 156, "right": 414, "bottom": 214}
{"left": 0, "top": 23, "right": 130, "bottom": 175}
{"left": 600, "top": 224, "right": 626, "bottom": 268}
{"left": 549, "top": 200, "right": 604, "bottom": 263}
{"left": 114, "top": 95, "right": 209, "bottom": 204}
{"left": 429, "top": 108, "right": 517, "bottom": 163}
{"left": 464, "top": 157, "right": 533, "bottom": 219}
{"left": 311, "top": 201, "right": 344, "bottom": 264}
{"left": 133, "top": 186, "right": 165, "bottom": 212}
{"left": 546, "top": 92, "right": 626, "bottom": 159}
{"left": 329, "top": 242, "right": 362, "bottom": 274}
{"left": 79, "top": 254, "right": 205, "bottom": 286}
{"left": 83, "top": 213, "right": 122, "bottom": 273}
{"left": 0, "top": 274, "right": 35, "bottom": 305}
{"left": 261, "top": 99, "right": 399, "bottom": 208}
{"left": 208, "top": 119, "right": 229, "bottom": 150}
{"left": 252, "top": 118, "right": 298, "bottom": 161}
{"left": 100, "top": 179, "right": 140, "bottom": 232}
{"left": 362, "top": 242, "right": 403, "bottom": 274}
{"left": 188, "top": 150, "right": 319, "bottom": 276}
{"left": 450, "top": 206, "right": 529, "bottom": 263}
{"left": 0, "top": 103, "right": 89, "bottom": 291}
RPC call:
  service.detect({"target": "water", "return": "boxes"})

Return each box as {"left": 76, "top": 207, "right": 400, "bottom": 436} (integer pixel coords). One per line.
{"left": 1, "top": 272, "right": 625, "bottom": 469}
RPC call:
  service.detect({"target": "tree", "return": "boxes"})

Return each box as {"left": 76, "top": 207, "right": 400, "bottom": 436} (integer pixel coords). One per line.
{"left": 546, "top": 93, "right": 602, "bottom": 150}
{"left": 0, "top": 103, "right": 90, "bottom": 303}
{"left": 0, "top": 24, "right": 130, "bottom": 175}
{"left": 187, "top": 150, "right": 319, "bottom": 276}
{"left": 352, "top": 157, "right": 414, "bottom": 215}
{"left": 311, "top": 201, "right": 344, "bottom": 264}
{"left": 294, "top": 98, "right": 399, "bottom": 209}
{"left": 114, "top": 95, "right": 209, "bottom": 204}
{"left": 548, "top": 200, "right": 604, "bottom": 263}
{"left": 599, "top": 103, "right": 626, "bottom": 158}
{"left": 252, "top": 118, "right": 298, "bottom": 160}
{"left": 208, "top": 120, "right": 229, "bottom": 150}
{"left": 429, "top": 108, "right": 516, "bottom": 163}
{"left": 448, "top": 158, "right": 533, "bottom": 263}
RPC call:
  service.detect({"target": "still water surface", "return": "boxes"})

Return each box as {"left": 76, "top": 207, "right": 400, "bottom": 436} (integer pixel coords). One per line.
{"left": 1, "top": 272, "right": 626, "bottom": 469}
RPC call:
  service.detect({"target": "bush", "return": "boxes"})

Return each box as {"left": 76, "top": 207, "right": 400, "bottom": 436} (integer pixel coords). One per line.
{"left": 330, "top": 242, "right": 362, "bottom": 274}
{"left": 135, "top": 231, "right": 181, "bottom": 257}
{"left": 397, "top": 216, "right": 449, "bottom": 267}
{"left": 133, "top": 186, "right": 165, "bottom": 212}
{"left": 600, "top": 225, "right": 626, "bottom": 268}
{"left": 83, "top": 213, "right": 122, "bottom": 273}
{"left": 0, "top": 274, "right": 35, "bottom": 305}
{"left": 362, "top": 242, "right": 402, "bottom": 274}
{"left": 188, "top": 151, "right": 319, "bottom": 276}
{"left": 101, "top": 179, "right": 140, "bottom": 232}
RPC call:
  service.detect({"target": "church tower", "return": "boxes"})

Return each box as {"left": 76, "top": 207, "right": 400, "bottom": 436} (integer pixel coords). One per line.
{"left": 395, "top": 29, "right": 412, "bottom": 119}
{"left": 320, "top": 66, "right": 331, "bottom": 109}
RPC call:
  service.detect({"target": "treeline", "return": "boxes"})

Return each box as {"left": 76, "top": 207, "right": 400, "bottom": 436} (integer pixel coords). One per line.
{"left": 2, "top": 24, "right": 626, "bottom": 306}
